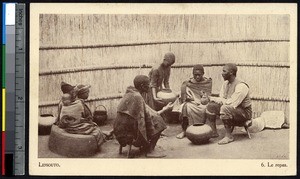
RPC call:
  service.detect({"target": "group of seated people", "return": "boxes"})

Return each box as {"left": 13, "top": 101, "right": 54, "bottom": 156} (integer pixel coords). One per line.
{"left": 54, "top": 82, "right": 106, "bottom": 150}
{"left": 53, "top": 52, "right": 252, "bottom": 158}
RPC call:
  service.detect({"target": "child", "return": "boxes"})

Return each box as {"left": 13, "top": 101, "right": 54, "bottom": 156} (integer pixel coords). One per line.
{"left": 61, "top": 93, "right": 72, "bottom": 106}
{"left": 59, "top": 86, "right": 85, "bottom": 127}
{"left": 57, "top": 84, "right": 106, "bottom": 149}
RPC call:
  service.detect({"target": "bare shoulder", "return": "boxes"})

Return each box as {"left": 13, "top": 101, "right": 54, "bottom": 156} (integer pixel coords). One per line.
{"left": 151, "top": 64, "right": 160, "bottom": 71}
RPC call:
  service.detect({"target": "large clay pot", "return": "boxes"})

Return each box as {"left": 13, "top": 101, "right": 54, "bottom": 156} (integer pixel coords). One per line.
{"left": 93, "top": 105, "right": 107, "bottom": 126}
{"left": 49, "top": 125, "right": 98, "bottom": 157}
{"left": 200, "top": 95, "right": 210, "bottom": 105}
{"left": 157, "top": 89, "right": 177, "bottom": 104}
{"left": 39, "top": 114, "right": 56, "bottom": 135}
{"left": 248, "top": 117, "right": 265, "bottom": 133}
{"left": 186, "top": 123, "right": 213, "bottom": 144}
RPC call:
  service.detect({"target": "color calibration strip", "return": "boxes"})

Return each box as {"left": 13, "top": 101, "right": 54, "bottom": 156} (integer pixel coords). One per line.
{"left": 2, "top": 3, "right": 26, "bottom": 176}
{"left": 2, "top": 3, "right": 7, "bottom": 175}
{"left": 2, "top": 3, "right": 16, "bottom": 176}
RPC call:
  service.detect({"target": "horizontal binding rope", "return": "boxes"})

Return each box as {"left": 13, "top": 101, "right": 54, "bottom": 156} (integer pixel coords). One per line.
{"left": 251, "top": 96, "right": 290, "bottom": 102}
{"left": 39, "top": 94, "right": 290, "bottom": 108}
{"left": 39, "top": 39, "right": 290, "bottom": 50}
{"left": 39, "top": 62, "right": 290, "bottom": 76}
{"left": 39, "top": 94, "right": 124, "bottom": 107}
{"left": 39, "top": 65, "right": 151, "bottom": 76}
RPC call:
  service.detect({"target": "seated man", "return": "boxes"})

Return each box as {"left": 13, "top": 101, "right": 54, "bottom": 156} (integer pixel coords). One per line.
{"left": 113, "top": 75, "right": 173, "bottom": 158}
{"left": 207, "top": 63, "right": 252, "bottom": 145}
{"left": 176, "top": 64, "right": 214, "bottom": 139}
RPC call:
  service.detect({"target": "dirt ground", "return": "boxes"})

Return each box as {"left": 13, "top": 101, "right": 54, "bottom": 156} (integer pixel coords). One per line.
{"left": 38, "top": 123, "right": 289, "bottom": 159}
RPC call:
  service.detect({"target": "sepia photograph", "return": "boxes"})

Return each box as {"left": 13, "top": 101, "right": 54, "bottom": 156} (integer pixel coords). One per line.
{"left": 29, "top": 3, "right": 297, "bottom": 176}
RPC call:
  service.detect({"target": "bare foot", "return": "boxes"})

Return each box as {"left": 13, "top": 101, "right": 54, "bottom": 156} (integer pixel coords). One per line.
{"left": 218, "top": 136, "right": 234, "bottom": 145}
{"left": 211, "top": 132, "right": 219, "bottom": 138}
{"left": 160, "top": 132, "right": 168, "bottom": 138}
{"left": 102, "top": 130, "right": 114, "bottom": 140}
{"left": 146, "top": 150, "right": 166, "bottom": 158}
{"left": 176, "top": 132, "right": 185, "bottom": 139}
{"left": 244, "top": 120, "right": 252, "bottom": 127}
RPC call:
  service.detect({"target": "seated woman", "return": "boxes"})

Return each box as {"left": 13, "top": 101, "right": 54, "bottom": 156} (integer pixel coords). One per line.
{"left": 113, "top": 75, "right": 173, "bottom": 158}
{"left": 55, "top": 82, "right": 106, "bottom": 150}
{"left": 176, "top": 65, "right": 215, "bottom": 139}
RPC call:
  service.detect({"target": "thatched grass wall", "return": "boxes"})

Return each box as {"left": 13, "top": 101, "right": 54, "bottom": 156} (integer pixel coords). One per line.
{"left": 39, "top": 14, "right": 290, "bottom": 124}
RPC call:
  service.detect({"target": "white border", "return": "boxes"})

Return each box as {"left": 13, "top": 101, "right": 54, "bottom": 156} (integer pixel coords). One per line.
{"left": 29, "top": 3, "right": 297, "bottom": 176}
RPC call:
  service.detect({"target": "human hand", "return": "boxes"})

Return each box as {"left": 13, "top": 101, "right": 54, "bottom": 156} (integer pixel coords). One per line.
{"left": 210, "top": 97, "right": 223, "bottom": 105}
{"left": 185, "top": 96, "right": 194, "bottom": 102}
{"left": 154, "top": 97, "right": 165, "bottom": 105}
{"left": 162, "top": 102, "right": 174, "bottom": 111}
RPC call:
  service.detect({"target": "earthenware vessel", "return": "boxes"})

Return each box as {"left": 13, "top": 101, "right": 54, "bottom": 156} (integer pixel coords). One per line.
{"left": 248, "top": 117, "right": 265, "bottom": 133}
{"left": 93, "top": 105, "right": 107, "bottom": 126}
{"left": 200, "top": 95, "right": 210, "bottom": 105}
{"left": 157, "top": 89, "right": 177, "bottom": 104}
{"left": 186, "top": 123, "right": 213, "bottom": 144}
{"left": 39, "top": 114, "right": 56, "bottom": 135}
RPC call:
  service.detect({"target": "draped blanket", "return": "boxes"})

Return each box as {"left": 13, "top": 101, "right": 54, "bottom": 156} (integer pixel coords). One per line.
{"left": 181, "top": 77, "right": 212, "bottom": 103}
{"left": 56, "top": 100, "right": 105, "bottom": 147}
{"left": 116, "top": 86, "right": 166, "bottom": 145}
{"left": 176, "top": 77, "right": 213, "bottom": 125}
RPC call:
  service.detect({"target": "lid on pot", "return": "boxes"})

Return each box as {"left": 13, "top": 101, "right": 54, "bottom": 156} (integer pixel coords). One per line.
{"left": 160, "top": 88, "right": 172, "bottom": 93}
{"left": 192, "top": 123, "right": 205, "bottom": 126}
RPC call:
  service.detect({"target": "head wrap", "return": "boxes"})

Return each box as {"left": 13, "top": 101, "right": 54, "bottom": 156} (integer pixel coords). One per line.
{"left": 225, "top": 63, "right": 238, "bottom": 76}
{"left": 193, "top": 64, "right": 204, "bottom": 74}
{"left": 61, "top": 81, "right": 76, "bottom": 94}
{"left": 164, "top": 52, "right": 175, "bottom": 64}
{"left": 133, "top": 75, "right": 150, "bottom": 89}
{"left": 77, "top": 84, "right": 91, "bottom": 99}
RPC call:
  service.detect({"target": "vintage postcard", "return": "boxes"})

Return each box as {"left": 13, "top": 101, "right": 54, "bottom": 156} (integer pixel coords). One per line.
{"left": 29, "top": 3, "right": 297, "bottom": 176}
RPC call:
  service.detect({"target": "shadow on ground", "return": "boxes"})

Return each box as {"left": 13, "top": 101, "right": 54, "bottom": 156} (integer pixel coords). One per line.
{"left": 38, "top": 123, "right": 289, "bottom": 159}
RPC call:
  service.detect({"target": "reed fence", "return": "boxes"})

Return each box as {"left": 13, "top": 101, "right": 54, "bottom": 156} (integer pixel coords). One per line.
{"left": 40, "top": 14, "right": 289, "bottom": 47}
{"left": 39, "top": 14, "right": 290, "bottom": 124}
{"left": 39, "top": 42, "right": 289, "bottom": 72}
